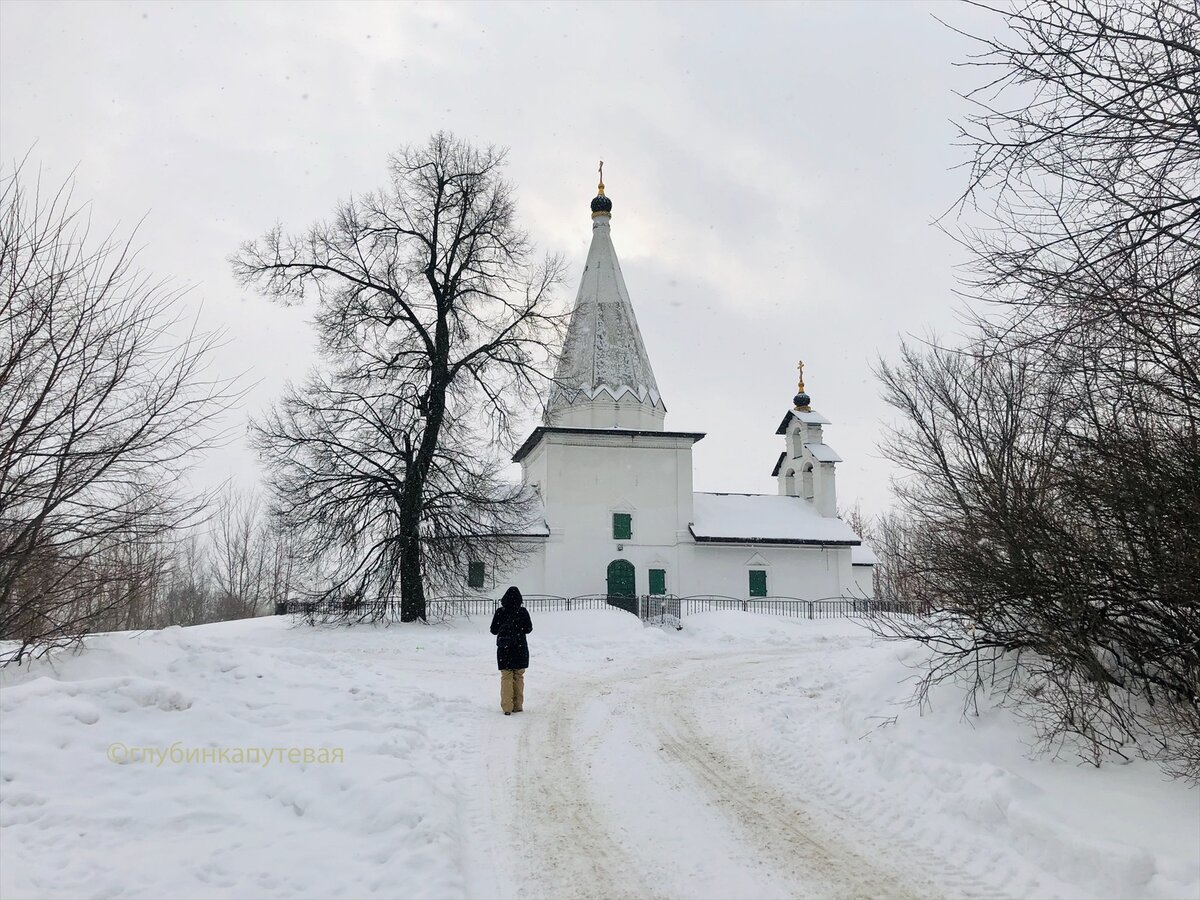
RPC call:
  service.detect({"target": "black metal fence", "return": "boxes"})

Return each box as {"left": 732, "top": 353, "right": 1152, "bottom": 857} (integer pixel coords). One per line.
{"left": 683, "top": 595, "right": 924, "bottom": 619}
{"left": 637, "top": 594, "right": 683, "bottom": 627}
{"left": 430, "top": 594, "right": 629, "bottom": 617}
{"left": 284, "top": 592, "right": 921, "bottom": 625}
{"left": 283, "top": 593, "right": 636, "bottom": 624}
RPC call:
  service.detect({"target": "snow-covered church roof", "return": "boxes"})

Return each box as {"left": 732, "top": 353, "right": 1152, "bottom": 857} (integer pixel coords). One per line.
{"left": 689, "top": 493, "right": 863, "bottom": 545}
{"left": 851, "top": 543, "right": 879, "bottom": 566}
{"left": 545, "top": 177, "right": 665, "bottom": 423}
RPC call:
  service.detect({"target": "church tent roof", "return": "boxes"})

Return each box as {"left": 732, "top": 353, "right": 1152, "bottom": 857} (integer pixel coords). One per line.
{"left": 545, "top": 179, "right": 665, "bottom": 422}
{"left": 689, "top": 492, "right": 862, "bottom": 545}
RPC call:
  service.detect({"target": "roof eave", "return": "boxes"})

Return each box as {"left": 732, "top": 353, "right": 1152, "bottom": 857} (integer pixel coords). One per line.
{"left": 687, "top": 525, "right": 860, "bottom": 547}
{"left": 513, "top": 426, "right": 706, "bottom": 463}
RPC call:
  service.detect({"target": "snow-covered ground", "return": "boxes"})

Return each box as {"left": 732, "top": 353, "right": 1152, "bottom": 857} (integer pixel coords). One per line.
{"left": 1, "top": 611, "right": 1196, "bottom": 899}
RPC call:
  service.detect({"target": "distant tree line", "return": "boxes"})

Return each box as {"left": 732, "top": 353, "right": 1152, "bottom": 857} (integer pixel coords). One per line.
{"left": 0, "top": 161, "right": 297, "bottom": 664}
{"left": 872, "top": 0, "right": 1199, "bottom": 779}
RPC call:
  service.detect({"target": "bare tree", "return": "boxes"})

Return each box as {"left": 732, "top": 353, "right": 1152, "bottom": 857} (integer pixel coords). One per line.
{"left": 161, "top": 531, "right": 212, "bottom": 627}
{"left": 955, "top": 0, "right": 1199, "bottom": 301}
{"left": 867, "top": 510, "right": 933, "bottom": 609}
{"left": 261, "top": 515, "right": 300, "bottom": 615}
{"left": 209, "top": 487, "right": 267, "bottom": 620}
{"left": 233, "top": 133, "right": 565, "bottom": 622}
{"left": 105, "top": 490, "right": 176, "bottom": 632}
{"left": 877, "top": 0, "right": 1200, "bottom": 778}
{"left": 953, "top": 0, "right": 1199, "bottom": 402}
{"left": 877, "top": 337, "right": 1199, "bottom": 772}
{"left": 0, "top": 162, "right": 233, "bottom": 663}
{"left": 207, "top": 486, "right": 300, "bottom": 619}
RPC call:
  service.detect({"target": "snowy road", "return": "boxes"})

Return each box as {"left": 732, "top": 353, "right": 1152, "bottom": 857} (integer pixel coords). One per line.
{"left": 4, "top": 614, "right": 1196, "bottom": 900}
{"left": 480, "top": 646, "right": 982, "bottom": 900}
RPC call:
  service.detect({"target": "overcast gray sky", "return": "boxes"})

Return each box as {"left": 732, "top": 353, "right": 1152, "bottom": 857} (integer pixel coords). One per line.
{"left": 0, "top": 0, "right": 992, "bottom": 515}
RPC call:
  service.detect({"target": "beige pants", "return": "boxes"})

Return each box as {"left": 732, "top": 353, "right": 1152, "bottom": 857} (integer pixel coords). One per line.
{"left": 500, "top": 668, "right": 525, "bottom": 713}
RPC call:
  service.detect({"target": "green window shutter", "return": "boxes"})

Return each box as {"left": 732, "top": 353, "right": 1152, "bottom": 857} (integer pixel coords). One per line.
{"left": 468, "top": 561, "right": 485, "bottom": 589}
{"left": 749, "top": 569, "right": 768, "bottom": 597}
{"left": 612, "top": 512, "right": 632, "bottom": 540}
{"left": 649, "top": 568, "right": 666, "bottom": 596}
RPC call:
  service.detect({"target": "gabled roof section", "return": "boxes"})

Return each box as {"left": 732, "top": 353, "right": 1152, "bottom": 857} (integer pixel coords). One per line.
{"left": 776, "top": 408, "right": 831, "bottom": 435}
{"left": 546, "top": 200, "right": 664, "bottom": 418}
{"left": 771, "top": 451, "right": 787, "bottom": 477}
{"left": 804, "top": 442, "right": 842, "bottom": 463}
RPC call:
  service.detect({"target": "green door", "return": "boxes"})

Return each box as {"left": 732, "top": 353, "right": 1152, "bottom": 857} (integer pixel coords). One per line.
{"left": 648, "top": 568, "right": 666, "bottom": 596}
{"left": 606, "top": 559, "right": 635, "bottom": 597}
{"left": 749, "top": 569, "right": 768, "bottom": 597}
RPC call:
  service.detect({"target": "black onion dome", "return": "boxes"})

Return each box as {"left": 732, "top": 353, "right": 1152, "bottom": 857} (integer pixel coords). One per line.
{"left": 591, "top": 191, "right": 612, "bottom": 214}
{"left": 794, "top": 392, "right": 811, "bottom": 409}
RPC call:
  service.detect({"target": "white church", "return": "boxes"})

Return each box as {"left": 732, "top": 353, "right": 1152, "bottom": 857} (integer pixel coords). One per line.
{"left": 480, "top": 175, "right": 876, "bottom": 602}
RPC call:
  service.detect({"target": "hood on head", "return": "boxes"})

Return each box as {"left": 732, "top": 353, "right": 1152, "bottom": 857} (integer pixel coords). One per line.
{"left": 500, "top": 586, "right": 523, "bottom": 609}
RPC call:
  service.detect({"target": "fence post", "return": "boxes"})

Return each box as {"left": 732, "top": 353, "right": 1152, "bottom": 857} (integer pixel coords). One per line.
{"left": 807, "top": 601, "right": 814, "bottom": 620}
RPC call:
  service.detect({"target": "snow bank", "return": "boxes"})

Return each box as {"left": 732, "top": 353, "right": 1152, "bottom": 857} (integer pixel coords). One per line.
{"left": 1, "top": 610, "right": 1195, "bottom": 899}
{"left": 711, "top": 616, "right": 1200, "bottom": 900}
{"left": 0, "top": 611, "right": 663, "bottom": 899}
{"left": 0, "top": 618, "right": 485, "bottom": 899}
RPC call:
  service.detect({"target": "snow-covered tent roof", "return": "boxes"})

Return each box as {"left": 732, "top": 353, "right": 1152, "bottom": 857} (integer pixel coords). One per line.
{"left": 689, "top": 493, "right": 862, "bottom": 545}
{"left": 545, "top": 182, "right": 665, "bottom": 422}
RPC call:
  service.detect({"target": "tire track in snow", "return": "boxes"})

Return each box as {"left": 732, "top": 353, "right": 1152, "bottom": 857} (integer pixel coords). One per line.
{"left": 492, "top": 648, "right": 998, "bottom": 899}
{"left": 649, "top": 651, "right": 1008, "bottom": 900}
{"left": 491, "top": 669, "right": 664, "bottom": 900}
{"left": 645, "top": 656, "right": 923, "bottom": 899}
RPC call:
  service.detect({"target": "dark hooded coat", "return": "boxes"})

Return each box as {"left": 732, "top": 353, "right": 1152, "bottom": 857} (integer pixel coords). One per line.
{"left": 490, "top": 586, "right": 533, "bottom": 671}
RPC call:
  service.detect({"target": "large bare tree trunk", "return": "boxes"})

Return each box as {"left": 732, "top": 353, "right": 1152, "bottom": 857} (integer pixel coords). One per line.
{"left": 234, "top": 133, "right": 565, "bottom": 623}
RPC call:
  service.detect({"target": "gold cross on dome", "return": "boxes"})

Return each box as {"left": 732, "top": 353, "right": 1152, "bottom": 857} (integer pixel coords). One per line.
{"left": 796, "top": 359, "right": 805, "bottom": 391}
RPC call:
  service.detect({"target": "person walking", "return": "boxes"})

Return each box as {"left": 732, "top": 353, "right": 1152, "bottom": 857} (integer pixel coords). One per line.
{"left": 490, "top": 586, "right": 533, "bottom": 715}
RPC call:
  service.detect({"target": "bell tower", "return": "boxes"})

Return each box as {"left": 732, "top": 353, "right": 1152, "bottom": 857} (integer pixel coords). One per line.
{"left": 773, "top": 361, "right": 841, "bottom": 517}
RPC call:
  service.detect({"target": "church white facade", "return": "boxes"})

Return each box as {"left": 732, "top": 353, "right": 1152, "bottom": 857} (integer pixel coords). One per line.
{"left": 480, "top": 177, "right": 875, "bottom": 602}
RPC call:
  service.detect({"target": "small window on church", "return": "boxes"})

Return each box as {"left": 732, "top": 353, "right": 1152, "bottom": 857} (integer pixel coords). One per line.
{"left": 612, "top": 512, "right": 632, "bottom": 541}
{"left": 649, "top": 568, "right": 666, "bottom": 595}
{"left": 749, "top": 569, "right": 768, "bottom": 597}
{"left": 468, "top": 561, "right": 486, "bottom": 589}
